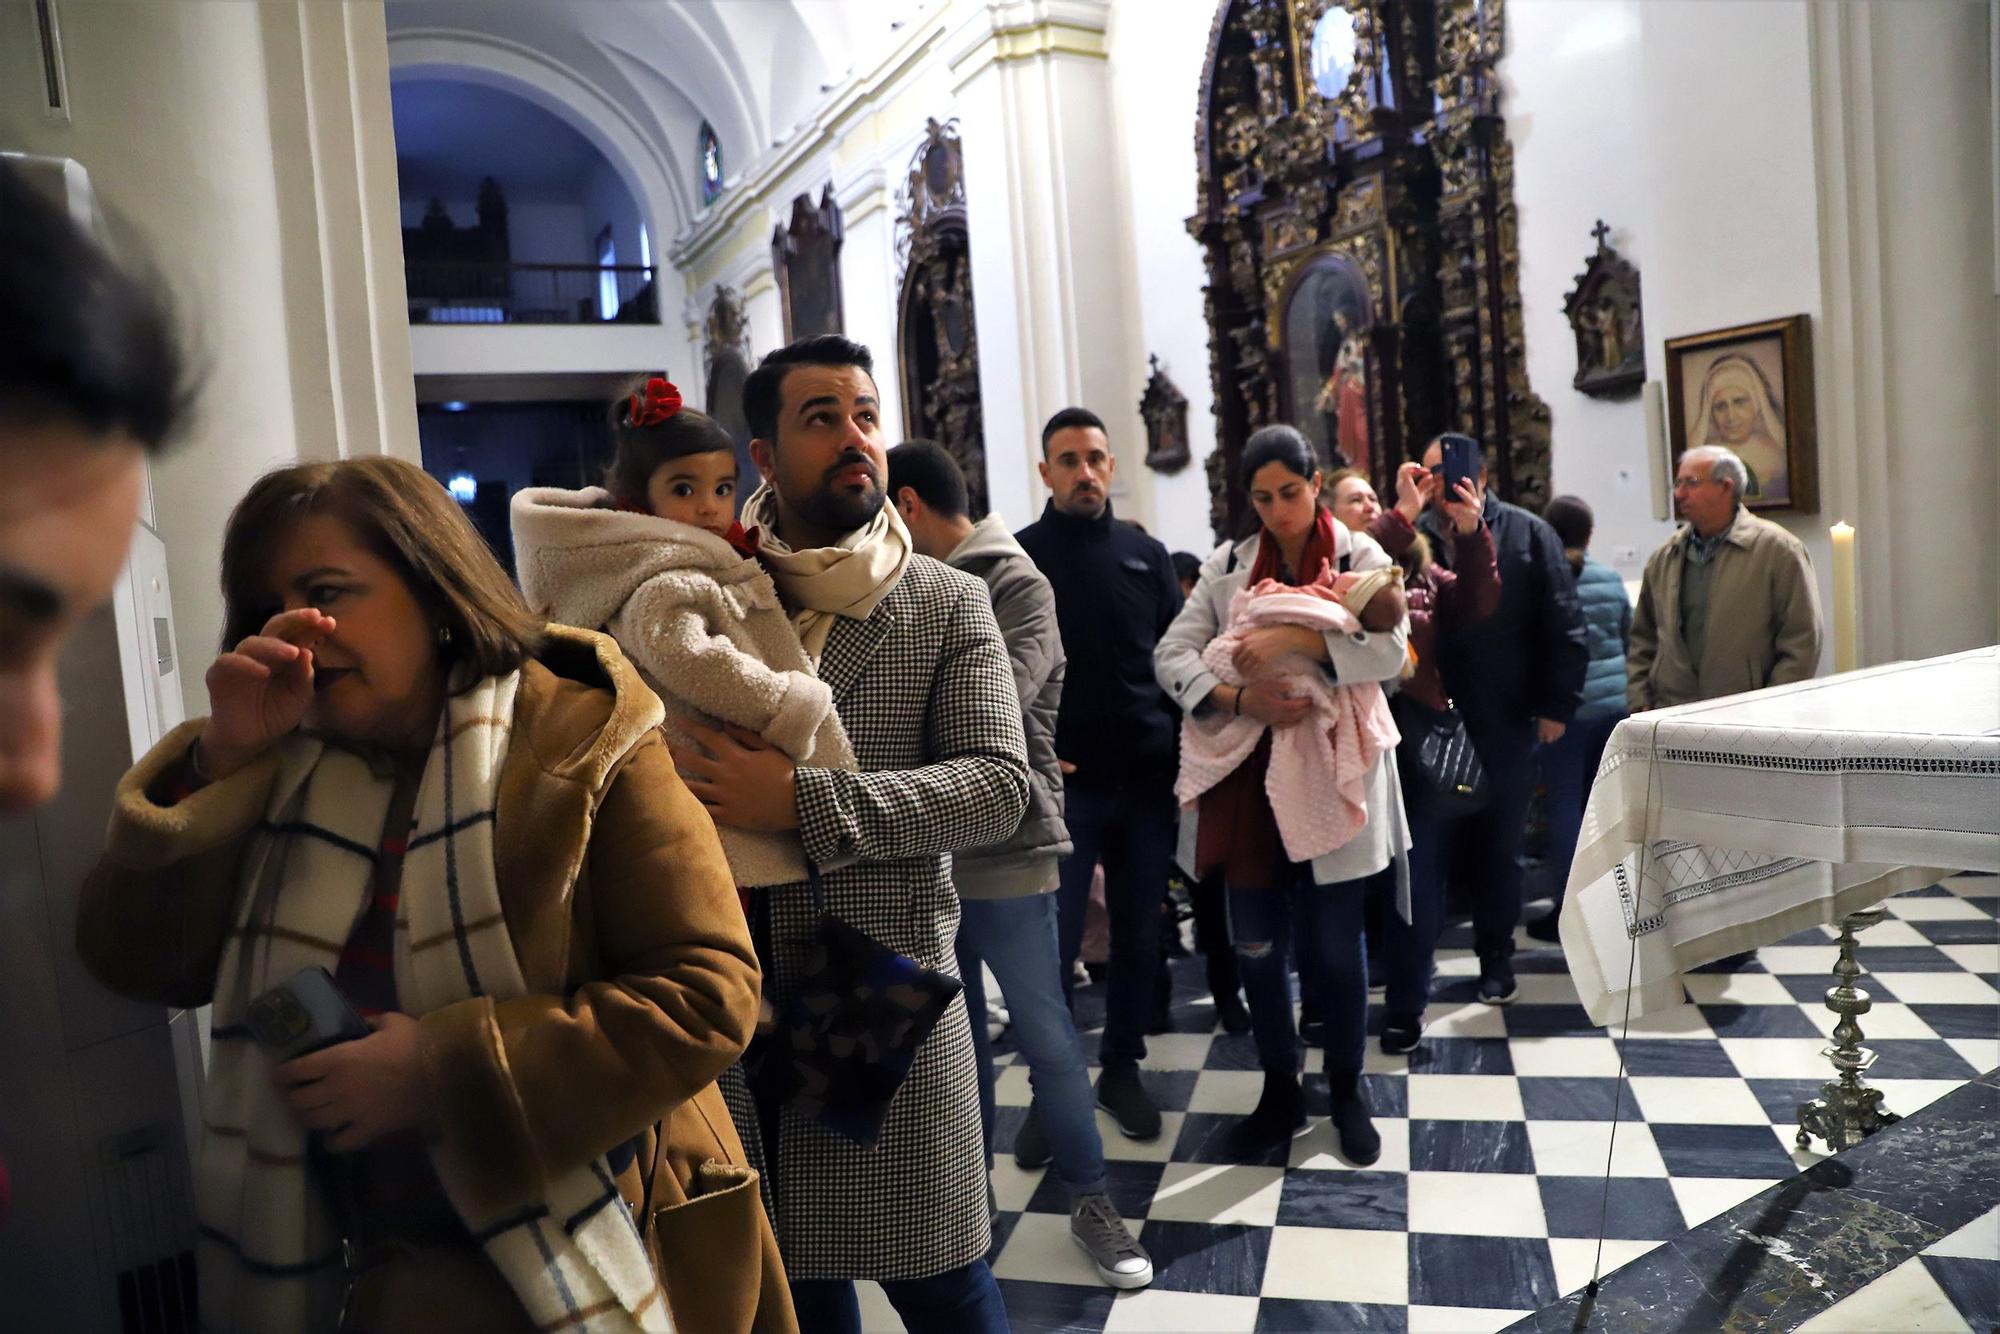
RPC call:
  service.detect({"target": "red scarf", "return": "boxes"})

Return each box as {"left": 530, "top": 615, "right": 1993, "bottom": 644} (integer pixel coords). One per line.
{"left": 1247, "top": 505, "right": 1338, "bottom": 586}
{"left": 1195, "top": 506, "right": 1339, "bottom": 887}
{"left": 614, "top": 498, "right": 760, "bottom": 560}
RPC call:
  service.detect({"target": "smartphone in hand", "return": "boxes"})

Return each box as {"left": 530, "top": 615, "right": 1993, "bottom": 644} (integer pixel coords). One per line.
{"left": 1438, "top": 435, "right": 1481, "bottom": 493}
{"left": 244, "top": 966, "right": 371, "bottom": 1062}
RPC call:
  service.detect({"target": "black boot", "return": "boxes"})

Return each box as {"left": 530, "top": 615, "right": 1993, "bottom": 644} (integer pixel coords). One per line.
{"left": 1228, "top": 1071, "right": 1305, "bottom": 1158}
{"left": 1328, "top": 1069, "right": 1381, "bottom": 1166}
{"left": 1207, "top": 950, "right": 1250, "bottom": 1035}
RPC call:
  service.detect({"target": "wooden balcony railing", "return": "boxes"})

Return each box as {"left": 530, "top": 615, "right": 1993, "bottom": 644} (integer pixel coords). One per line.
{"left": 406, "top": 261, "right": 659, "bottom": 325}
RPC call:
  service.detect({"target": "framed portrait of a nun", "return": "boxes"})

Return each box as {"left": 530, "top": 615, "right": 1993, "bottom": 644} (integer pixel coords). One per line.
{"left": 1665, "top": 314, "right": 1818, "bottom": 513}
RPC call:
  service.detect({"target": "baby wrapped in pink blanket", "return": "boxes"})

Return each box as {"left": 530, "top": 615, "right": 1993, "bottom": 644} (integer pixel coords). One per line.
{"left": 1177, "top": 568, "right": 1402, "bottom": 863}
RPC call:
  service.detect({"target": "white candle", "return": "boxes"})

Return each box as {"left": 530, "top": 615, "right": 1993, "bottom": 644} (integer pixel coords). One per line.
{"left": 1830, "top": 521, "right": 1857, "bottom": 673}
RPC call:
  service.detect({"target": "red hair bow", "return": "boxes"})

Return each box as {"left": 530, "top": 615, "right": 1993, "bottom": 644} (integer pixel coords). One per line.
{"left": 628, "top": 377, "right": 683, "bottom": 427}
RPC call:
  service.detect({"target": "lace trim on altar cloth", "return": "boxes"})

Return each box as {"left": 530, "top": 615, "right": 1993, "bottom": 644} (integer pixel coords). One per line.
{"left": 1613, "top": 840, "right": 1817, "bottom": 939}
{"left": 1653, "top": 749, "right": 2000, "bottom": 776}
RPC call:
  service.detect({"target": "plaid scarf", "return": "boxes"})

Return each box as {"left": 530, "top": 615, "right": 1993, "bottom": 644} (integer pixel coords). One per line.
{"left": 197, "top": 671, "right": 671, "bottom": 1332}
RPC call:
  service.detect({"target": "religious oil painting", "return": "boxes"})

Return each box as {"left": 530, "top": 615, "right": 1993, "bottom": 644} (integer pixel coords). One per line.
{"left": 1665, "top": 314, "right": 1818, "bottom": 514}
{"left": 1279, "top": 250, "right": 1374, "bottom": 478}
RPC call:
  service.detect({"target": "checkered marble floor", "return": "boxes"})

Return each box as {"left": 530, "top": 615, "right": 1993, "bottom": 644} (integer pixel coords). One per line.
{"left": 855, "top": 874, "right": 1999, "bottom": 1333}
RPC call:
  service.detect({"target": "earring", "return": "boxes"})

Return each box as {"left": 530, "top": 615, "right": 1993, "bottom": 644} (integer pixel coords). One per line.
{"left": 437, "top": 623, "right": 454, "bottom": 648}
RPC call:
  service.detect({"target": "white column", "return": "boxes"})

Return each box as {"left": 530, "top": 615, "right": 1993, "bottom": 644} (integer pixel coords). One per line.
{"left": 2, "top": 0, "right": 424, "bottom": 715}
{"left": 259, "top": 0, "right": 420, "bottom": 465}
{"left": 948, "top": 0, "right": 1150, "bottom": 531}
{"left": 1808, "top": 0, "right": 1999, "bottom": 661}
{"left": 836, "top": 163, "right": 908, "bottom": 441}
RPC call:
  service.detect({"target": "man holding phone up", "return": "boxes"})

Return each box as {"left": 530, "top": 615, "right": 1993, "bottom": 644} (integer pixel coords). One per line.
{"left": 1416, "top": 434, "right": 1587, "bottom": 1003}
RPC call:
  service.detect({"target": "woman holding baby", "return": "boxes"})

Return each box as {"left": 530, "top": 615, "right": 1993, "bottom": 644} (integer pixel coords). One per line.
{"left": 1156, "top": 425, "right": 1412, "bottom": 1167}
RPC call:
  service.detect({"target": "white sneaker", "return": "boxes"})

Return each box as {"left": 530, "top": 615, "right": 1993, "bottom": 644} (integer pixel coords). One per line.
{"left": 1070, "top": 1192, "right": 1152, "bottom": 1289}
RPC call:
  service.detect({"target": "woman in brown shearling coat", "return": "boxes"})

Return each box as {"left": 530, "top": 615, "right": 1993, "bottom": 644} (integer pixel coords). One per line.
{"left": 75, "top": 457, "right": 794, "bottom": 1334}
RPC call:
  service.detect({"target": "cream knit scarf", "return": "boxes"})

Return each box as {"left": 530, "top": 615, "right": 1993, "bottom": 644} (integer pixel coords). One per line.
{"left": 740, "top": 480, "right": 912, "bottom": 662}
{"left": 197, "top": 671, "right": 671, "bottom": 1333}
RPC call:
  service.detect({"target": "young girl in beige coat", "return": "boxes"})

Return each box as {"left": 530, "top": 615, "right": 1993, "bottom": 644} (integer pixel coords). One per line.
{"left": 510, "top": 377, "right": 855, "bottom": 889}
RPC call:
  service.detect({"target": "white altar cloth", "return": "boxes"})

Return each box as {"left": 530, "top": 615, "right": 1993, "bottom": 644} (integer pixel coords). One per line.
{"left": 1561, "top": 646, "right": 2000, "bottom": 1024}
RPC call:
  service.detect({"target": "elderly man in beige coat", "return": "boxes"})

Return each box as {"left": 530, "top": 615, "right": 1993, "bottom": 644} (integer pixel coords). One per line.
{"left": 1629, "top": 445, "right": 1824, "bottom": 711}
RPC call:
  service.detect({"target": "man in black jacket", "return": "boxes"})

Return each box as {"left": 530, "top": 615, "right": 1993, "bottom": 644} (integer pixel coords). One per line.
{"left": 1417, "top": 434, "right": 1588, "bottom": 1002}
{"left": 1017, "top": 408, "right": 1183, "bottom": 1144}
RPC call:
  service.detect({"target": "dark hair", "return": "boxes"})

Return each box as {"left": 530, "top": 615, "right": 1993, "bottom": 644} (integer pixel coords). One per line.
{"left": 604, "top": 375, "right": 736, "bottom": 507}
{"left": 1040, "top": 407, "right": 1107, "bottom": 454}
{"left": 1171, "top": 550, "right": 1202, "bottom": 588}
{"left": 1240, "top": 424, "right": 1322, "bottom": 491}
{"left": 220, "top": 457, "right": 544, "bottom": 678}
{"left": 1543, "top": 494, "right": 1594, "bottom": 575}
{"left": 743, "top": 335, "right": 875, "bottom": 444}
{"left": 886, "top": 439, "right": 969, "bottom": 519}
{"left": 0, "top": 159, "right": 192, "bottom": 450}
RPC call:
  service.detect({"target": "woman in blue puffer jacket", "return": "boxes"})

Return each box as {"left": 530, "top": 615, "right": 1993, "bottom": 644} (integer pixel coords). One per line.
{"left": 1527, "top": 496, "right": 1630, "bottom": 940}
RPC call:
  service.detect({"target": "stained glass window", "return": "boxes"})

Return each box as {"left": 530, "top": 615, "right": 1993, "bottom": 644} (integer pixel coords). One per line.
{"left": 1310, "top": 7, "right": 1359, "bottom": 100}
{"left": 698, "top": 121, "right": 723, "bottom": 206}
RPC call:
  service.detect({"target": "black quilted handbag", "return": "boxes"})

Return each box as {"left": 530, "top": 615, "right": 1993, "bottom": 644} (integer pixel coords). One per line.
{"left": 749, "top": 865, "right": 963, "bottom": 1149}
{"left": 1396, "top": 696, "right": 1489, "bottom": 819}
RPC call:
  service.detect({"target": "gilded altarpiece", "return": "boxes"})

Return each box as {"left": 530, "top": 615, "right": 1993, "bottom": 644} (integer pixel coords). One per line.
{"left": 1190, "top": 0, "right": 1550, "bottom": 541}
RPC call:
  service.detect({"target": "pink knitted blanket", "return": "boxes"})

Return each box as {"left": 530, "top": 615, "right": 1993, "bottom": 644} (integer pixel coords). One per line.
{"left": 1176, "top": 576, "right": 1400, "bottom": 863}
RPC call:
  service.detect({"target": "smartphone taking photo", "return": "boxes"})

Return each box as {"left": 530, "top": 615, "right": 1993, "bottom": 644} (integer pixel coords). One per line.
{"left": 243, "top": 966, "right": 371, "bottom": 1062}
{"left": 1437, "top": 434, "right": 1481, "bottom": 494}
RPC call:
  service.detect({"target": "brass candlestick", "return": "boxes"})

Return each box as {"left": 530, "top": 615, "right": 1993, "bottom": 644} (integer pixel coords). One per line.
{"left": 1796, "top": 907, "right": 1901, "bottom": 1152}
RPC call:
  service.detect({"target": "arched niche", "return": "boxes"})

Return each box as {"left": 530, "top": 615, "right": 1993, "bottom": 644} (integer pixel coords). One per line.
{"left": 895, "top": 119, "right": 988, "bottom": 519}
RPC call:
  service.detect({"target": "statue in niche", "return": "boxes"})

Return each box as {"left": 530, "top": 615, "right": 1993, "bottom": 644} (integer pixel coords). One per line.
{"left": 703, "top": 286, "right": 756, "bottom": 510}
{"left": 896, "top": 117, "right": 988, "bottom": 516}
{"left": 1139, "top": 355, "right": 1192, "bottom": 474}
{"left": 1563, "top": 219, "right": 1646, "bottom": 399}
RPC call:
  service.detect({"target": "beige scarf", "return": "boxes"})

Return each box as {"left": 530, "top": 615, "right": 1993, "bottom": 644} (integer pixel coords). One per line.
{"left": 740, "top": 480, "right": 912, "bottom": 661}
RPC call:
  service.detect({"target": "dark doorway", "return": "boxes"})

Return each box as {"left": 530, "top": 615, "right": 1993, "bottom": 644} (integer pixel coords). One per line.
{"left": 416, "top": 400, "right": 616, "bottom": 578}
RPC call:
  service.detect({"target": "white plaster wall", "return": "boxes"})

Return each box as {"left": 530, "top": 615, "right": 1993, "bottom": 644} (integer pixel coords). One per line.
{"left": 581, "top": 158, "right": 647, "bottom": 275}
{"left": 1105, "top": 0, "right": 1220, "bottom": 556}
{"left": 954, "top": 57, "right": 1040, "bottom": 530}
{"left": 410, "top": 325, "right": 687, "bottom": 378}
{"left": 1049, "top": 51, "right": 1152, "bottom": 528}
{"left": 516, "top": 201, "right": 594, "bottom": 265}
{"left": 2, "top": 0, "right": 310, "bottom": 702}
{"left": 745, "top": 277, "right": 787, "bottom": 376}
{"left": 1634, "top": 0, "right": 1831, "bottom": 673}
{"left": 1503, "top": 0, "right": 1669, "bottom": 582}
{"left": 838, "top": 185, "right": 908, "bottom": 446}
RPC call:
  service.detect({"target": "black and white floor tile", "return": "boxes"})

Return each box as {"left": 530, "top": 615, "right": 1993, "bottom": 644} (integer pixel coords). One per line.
{"left": 855, "top": 874, "right": 1999, "bottom": 1333}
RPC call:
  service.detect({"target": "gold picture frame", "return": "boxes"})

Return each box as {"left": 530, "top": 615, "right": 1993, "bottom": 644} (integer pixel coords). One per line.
{"left": 1664, "top": 314, "right": 1817, "bottom": 514}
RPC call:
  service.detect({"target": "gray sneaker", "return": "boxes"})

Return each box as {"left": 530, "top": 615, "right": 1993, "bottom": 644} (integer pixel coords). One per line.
{"left": 1070, "top": 1192, "right": 1152, "bottom": 1289}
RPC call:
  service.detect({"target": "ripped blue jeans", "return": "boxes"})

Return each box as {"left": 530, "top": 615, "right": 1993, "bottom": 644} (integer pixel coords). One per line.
{"left": 1225, "top": 865, "right": 1369, "bottom": 1077}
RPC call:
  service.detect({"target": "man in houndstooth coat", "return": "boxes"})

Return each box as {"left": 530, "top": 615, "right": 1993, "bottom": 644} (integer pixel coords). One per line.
{"left": 672, "top": 335, "right": 1028, "bottom": 1331}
